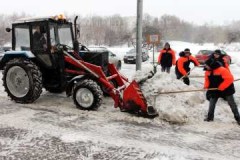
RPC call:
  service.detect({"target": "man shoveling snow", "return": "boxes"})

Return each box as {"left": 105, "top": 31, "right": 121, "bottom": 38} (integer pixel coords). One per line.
{"left": 204, "top": 58, "right": 240, "bottom": 125}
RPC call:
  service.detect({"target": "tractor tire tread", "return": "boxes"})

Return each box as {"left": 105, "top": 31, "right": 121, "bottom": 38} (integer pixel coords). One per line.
{"left": 73, "top": 79, "right": 103, "bottom": 110}
{"left": 2, "top": 58, "right": 42, "bottom": 103}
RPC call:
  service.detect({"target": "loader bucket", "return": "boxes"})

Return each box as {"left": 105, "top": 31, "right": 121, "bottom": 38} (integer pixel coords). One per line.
{"left": 122, "top": 80, "right": 158, "bottom": 118}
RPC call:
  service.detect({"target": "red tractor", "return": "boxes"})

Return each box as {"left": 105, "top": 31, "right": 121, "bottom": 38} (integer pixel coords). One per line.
{"left": 0, "top": 15, "right": 158, "bottom": 117}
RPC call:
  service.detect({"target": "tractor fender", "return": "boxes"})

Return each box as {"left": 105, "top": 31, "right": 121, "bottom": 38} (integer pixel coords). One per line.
{"left": 0, "top": 51, "right": 35, "bottom": 70}
{"left": 66, "top": 75, "right": 87, "bottom": 97}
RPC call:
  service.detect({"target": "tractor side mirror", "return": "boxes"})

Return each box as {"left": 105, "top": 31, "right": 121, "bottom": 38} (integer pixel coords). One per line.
{"left": 6, "top": 28, "right": 11, "bottom": 32}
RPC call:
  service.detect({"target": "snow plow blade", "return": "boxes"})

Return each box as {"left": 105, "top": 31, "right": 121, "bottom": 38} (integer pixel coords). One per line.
{"left": 122, "top": 80, "right": 158, "bottom": 118}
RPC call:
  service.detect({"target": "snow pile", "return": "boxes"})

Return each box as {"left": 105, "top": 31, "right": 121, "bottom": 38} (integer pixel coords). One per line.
{"left": 134, "top": 70, "right": 207, "bottom": 124}
{"left": 133, "top": 65, "right": 240, "bottom": 125}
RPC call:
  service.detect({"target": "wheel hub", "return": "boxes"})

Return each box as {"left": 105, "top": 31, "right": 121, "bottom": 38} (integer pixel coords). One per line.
{"left": 6, "top": 66, "right": 30, "bottom": 98}
{"left": 76, "top": 88, "right": 94, "bottom": 108}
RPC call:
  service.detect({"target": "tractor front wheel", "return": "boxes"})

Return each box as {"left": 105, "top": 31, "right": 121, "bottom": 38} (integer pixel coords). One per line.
{"left": 73, "top": 79, "right": 103, "bottom": 110}
{"left": 2, "top": 58, "right": 42, "bottom": 103}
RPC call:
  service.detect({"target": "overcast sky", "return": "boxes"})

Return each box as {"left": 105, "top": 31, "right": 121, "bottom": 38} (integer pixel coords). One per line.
{"left": 0, "top": 0, "right": 239, "bottom": 25}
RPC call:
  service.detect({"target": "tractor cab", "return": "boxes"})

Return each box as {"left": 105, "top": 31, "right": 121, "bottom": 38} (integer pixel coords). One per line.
{"left": 1, "top": 15, "right": 109, "bottom": 93}
{"left": 1, "top": 15, "right": 76, "bottom": 93}
{"left": 9, "top": 15, "right": 74, "bottom": 68}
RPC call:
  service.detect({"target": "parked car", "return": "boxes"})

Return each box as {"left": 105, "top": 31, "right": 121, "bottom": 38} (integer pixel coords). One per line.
{"left": 123, "top": 48, "right": 149, "bottom": 64}
{"left": 87, "top": 46, "right": 122, "bottom": 70}
{"left": 195, "top": 50, "right": 231, "bottom": 64}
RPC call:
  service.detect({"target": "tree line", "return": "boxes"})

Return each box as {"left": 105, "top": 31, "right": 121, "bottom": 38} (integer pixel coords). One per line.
{"left": 1, "top": 13, "right": 240, "bottom": 46}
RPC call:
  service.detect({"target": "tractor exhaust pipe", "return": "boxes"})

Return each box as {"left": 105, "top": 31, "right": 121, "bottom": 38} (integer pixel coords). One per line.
{"left": 73, "top": 16, "right": 79, "bottom": 54}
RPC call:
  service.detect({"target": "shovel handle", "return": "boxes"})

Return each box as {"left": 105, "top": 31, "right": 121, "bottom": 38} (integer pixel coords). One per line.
{"left": 155, "top": 88, "right": 218, "bottom": 95}
{"left": 234, "top": 78, "right": 240, "bottom": 82}
{"left": 180, "top": 66, "right": 196, "bottom": 80}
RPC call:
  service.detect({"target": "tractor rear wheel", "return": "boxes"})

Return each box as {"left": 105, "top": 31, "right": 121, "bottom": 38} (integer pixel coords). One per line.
{"left": 2, "top": 58, "right": 42, "bottom": 103}
{"left": 73, "top": 79, "right": 103, "bottom": 110}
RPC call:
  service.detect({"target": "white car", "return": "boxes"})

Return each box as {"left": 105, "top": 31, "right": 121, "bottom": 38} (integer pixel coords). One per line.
{"left": 123, "top": 48, "right": 149, "bottom": 64}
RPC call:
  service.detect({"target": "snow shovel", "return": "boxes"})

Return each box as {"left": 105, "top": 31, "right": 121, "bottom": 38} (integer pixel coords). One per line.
{"left": 189, "top": 75, "right": 204, "bottom": 78}
{"left": 234, "top": 78, "right": 240, "bottom": 82}
{"left": 154, "top": 88, "right": 218, "bottom": 95}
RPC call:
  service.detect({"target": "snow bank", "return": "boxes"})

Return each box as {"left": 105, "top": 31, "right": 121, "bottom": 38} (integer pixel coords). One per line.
{"left": 133, "top": 68, "right": 236, "bottom": 125}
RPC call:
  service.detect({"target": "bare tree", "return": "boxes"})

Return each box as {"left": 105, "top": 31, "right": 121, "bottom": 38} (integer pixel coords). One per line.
{"left": 1, "top": 13, "right": 240, "bottom": 47}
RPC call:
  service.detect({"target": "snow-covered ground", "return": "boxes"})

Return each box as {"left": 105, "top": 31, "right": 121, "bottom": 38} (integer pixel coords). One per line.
{"left": 0, "top": 42, "right": 240, "bottom": 159}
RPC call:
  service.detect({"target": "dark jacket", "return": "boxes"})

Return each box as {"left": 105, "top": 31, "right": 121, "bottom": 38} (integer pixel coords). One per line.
{"left": 204, "top": 62, "right": 235, "bottom": 100}
{"left": 33, "top": 31, "right": 46, "bottom": 50}
{"left": 209, "top": 54, "right": 230, "bottom": 71}
{"left": 158, "top": 48, "right": 176, "bottom": 67}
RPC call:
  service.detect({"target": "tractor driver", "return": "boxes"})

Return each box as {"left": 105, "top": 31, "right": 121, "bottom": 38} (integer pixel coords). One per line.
{"left": 33, "top": 26, "right": 47, "bottom": 51}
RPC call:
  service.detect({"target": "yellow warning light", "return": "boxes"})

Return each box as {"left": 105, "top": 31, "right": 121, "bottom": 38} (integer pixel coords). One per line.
{"left": 53, "top": 14, "right": 66, "bottom": 21}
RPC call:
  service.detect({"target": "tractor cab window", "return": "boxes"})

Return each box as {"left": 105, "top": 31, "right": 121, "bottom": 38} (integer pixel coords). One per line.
{"left": 58, "top": 25, "right": 73, "bottom": 48}
{"left": 32, "top": 25, "right": 52, "bottom": 67}
{"left": 32, "top": 25, "right": 47, "bottom": 51}
{"left": 15, "top": 26, "right": 30, "bottom": 51}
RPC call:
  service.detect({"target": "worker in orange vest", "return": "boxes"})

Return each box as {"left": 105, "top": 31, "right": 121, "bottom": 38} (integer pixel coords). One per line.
{"left": 158, "top": 42, "right": 176, "bottom": 73}
{"left": 204, "top": 58, "right": 240, "bottom": 125}
{"left": 175, "top": 48, "right": 200, "bottom": 85}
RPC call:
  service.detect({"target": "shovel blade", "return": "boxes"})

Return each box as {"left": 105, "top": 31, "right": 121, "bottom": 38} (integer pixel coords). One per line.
{"left": 122, "top": 80, "right": 158, "bottom": 118}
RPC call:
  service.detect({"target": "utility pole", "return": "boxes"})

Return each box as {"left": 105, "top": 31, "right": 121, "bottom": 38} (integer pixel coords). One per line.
{"left": 136, "top": 0, "right": 143, "bottom": 71}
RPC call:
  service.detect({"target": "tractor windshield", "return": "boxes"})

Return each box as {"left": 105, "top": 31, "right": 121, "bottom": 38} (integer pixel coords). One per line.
{"left": 58, "top": 25, "right": 73, "bottom": 48}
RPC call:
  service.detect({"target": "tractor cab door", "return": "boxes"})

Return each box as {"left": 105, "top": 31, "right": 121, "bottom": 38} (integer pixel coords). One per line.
{"left": 41, "top": 23, "right": 73, "bottom": 91}
{"left": 31, "top": 23, "right": 54, "bottom": 68}
{"left": 49, "top": 23, "right": 74, "bottom": 68}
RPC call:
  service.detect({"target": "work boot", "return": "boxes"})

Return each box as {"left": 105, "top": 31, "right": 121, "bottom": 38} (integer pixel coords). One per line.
{"left": 204, "top": 117, "right": 213, "bottom": 122}
{"left": 237, "top": 121, "right": 240, "bottom": 126}
{"left": 234, "top": 116, "right": 240, "bottom": 126}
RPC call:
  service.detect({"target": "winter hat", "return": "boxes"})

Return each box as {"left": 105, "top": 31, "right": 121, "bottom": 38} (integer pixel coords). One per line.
{"left": 184, "top": 48, "right": 190, "bottom": 52}
{"left": 164, "top": 42, "right": 170, "bottom": 49}
{"left": 184, "top": 48, "right": 191, "bottom": 55}
{"left": 213, "top": 49, "right": 222, "bottom": 55}
{"left": 179, "top": 51, "right": 185, "bottom": 57}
